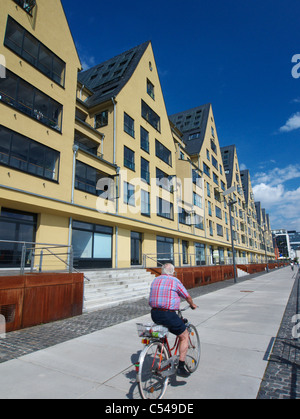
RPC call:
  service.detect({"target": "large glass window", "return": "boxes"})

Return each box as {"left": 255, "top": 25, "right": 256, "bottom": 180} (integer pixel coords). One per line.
{"left": 124, "top": 146, "right": 135, "bottom": 171}
{"left": 195, "top": 243, "right": 206, "bottom": 266}
{"left": 141, "top": 157, "right": 150, "bottom": 184}
{"left": 131, "top": 232, "right": 142, "bottom": 266}
{"left": 0, "top": 69, "right": 63, "bottom": 131}
{"left": 141, "top": 100, "right": 160, "bottom": 131}
{"left": 75, "top": 161, "right": 112, "bottom": 196}
{"left": 0, "top": 208, "right": 37, "bottom": 268}
{"left": 141, "top": 190, "right": 150, "bottom": 216}
{"left": 155, "top": 140, "right": 172, "bottom": 166}
{"left": 124, "top": 112, "right": 135, "bottom": 137}
{"left": 157, "top": 236, "right": 174, "bottom": 265}
{"left": 72, "top": 221, "right": 113, "bottom": 269}
{"left": 0, "top": 125, "right": 60, "bottom": 181}
{"left": 5, "top": 17, "right": 65, "bottom": 86}
{"left": 140, "top": 126, "right": 149, "bottom": 153}
{"left": 157, "top": 197, "right": 174, "bottom": 220}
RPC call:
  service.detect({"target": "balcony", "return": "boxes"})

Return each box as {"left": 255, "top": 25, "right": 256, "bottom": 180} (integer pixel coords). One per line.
{"left": 13, "top": 0, "right": 36, "bottom": 15}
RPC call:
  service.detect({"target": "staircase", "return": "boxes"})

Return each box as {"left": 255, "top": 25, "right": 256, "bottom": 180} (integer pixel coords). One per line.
{"left": 237, "top": 267, "right": 250, "bottom": 277}
{"left": 82, "top": 268, "right": 156, "bottom": 312}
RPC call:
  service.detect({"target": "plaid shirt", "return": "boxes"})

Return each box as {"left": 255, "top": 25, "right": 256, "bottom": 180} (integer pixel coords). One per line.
{"left": 149, "top": 275, "right": 190, "bottom": 311}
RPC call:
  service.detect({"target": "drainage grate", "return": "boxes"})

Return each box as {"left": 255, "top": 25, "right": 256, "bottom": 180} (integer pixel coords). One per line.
{"left": 0, "top": 304, "right": 16, "bottom": 323}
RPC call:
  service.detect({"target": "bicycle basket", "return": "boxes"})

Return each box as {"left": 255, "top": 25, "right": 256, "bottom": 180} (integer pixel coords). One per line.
{"left": 136, "top": 323, "right": 169, "bottom": 338}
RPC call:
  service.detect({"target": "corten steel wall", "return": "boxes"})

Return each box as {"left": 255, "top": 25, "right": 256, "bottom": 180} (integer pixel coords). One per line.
{"left": 147, "top": 263, "right": 287, "bottom": 290}
{"left": 147, "top": 265, "right": 235, "bottom": 290}
{"left": 0, "top": 273, "right": 84, "bottom": 332}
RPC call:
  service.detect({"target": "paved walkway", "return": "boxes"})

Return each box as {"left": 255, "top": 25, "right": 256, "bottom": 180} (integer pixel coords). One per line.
{"left": 0, "top": 266, "right": 298, "bottom": 399}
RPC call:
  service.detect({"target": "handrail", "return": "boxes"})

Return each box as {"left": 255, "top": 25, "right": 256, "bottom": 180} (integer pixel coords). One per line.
{"left": 0, "top": 240, "right": 90, "bottom": 281}
{"left": 142, "top": 252, "right": 278, "bottom": 269}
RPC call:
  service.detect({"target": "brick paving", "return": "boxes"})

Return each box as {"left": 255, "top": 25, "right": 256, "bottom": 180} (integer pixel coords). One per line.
{"left": 257, "top": 269, "right": 300, "bottom": 399}
{"left": 0, "top": 269, "right": 299, "bottom": 399}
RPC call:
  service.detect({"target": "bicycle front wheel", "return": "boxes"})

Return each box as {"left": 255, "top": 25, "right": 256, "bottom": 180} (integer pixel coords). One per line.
{"left": 138, "top": 341, "right": 169, "bottom": 400}
{"left": 185, "top": 324, "right": 201, "bottom": 373}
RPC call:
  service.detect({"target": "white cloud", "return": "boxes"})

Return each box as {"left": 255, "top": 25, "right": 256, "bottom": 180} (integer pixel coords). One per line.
{"left": 252, "top": 164, "right": 300, "bottom": 231}
{"left": 279, "top": 112, "right": 300, "bottom": 132}
{"left": 253, "top": 164, "right": 300, "bottom": 187}
{"left": 239, "top": 163, "right": 247, "bottom": 171}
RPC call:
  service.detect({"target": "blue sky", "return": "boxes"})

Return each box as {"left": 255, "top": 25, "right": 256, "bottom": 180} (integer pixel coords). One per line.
{"left": 62, "top": 0, "right": 300, "bottom": 231}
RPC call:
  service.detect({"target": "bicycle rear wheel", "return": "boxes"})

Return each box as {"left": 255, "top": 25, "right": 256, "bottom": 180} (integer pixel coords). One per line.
{"left": 185, "top": 324, "right": 201, "bottom": 373}
{"left": 138, "top": 341, "right": 169, "bottom": 399}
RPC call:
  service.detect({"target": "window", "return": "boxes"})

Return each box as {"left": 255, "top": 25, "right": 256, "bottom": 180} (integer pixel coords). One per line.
{"left": 124, "top": 146, "right": 135, "bottom": 171}
{"left": 207, "top": 182, "right": 211, "bottom": 197}
{"left": 156, "top": 167, "right": 173, "bottom": 192}
{"left": 131, "top": 232, "right": 142, "bottom": 266}
{"left": 215, "top": 206, "right": 222, "bottom": 219}
{"left": 178, "top": 208, "right": 189, "bottom": 225}
{"left": 124, "top": 112, "right": 135, "bottom": 137}
{"left": 72, "top": 221, "right": 113, "bottom": 269}
{"left": 212, "top": 155, "right": 218, "bottom": 170}
{"left": 13, "top": 0, "right": 36, "bottom": 15}
{"left": 209, "top": 220, "right": 213, "bottom": 236}
{"left": 217, "top": 224, "right": 223, "bottom": 236}
{"left": 192, "top": 169, "right": 202, "bottom": 187}
{"left": 193, "top": 192, "right": 202, "bottom": 208}
{"left": 95, "top": 110, "right": 108, "bottom": 128}
{"left": 182, "top": 240, "right": 189, "bottom": 264}
{"left": 140, "top": 126, "right": 149, "bottom": 153}
{"left": 142, "top": 100, "right": 160, "bottom": 131}
{"left": 124, "top": 182, "right": 135, "bottom": 206}
{"left": 208, "top": 201, "right": 212, "bottom": 216}
{"left": 213, "top": 172, "right": 219, "bottom": 185}
{"left": 141, "top": 190, "right": 150, "bottom": 216}
{"left": 203, "top": 162, "right": 210, "bottom": 177}
{"left": 75, "top": 161, "right": 111, "bottom": 196}
{"left": 157, "top": 236, "right": 174, "bottom": 264}
{"left": 147, "top": 79, "right": 155, "bottom": 100}
{"left": 157, "top": 197, "right": 174, "bottom": 220}
{"left": 0, "top": 208, "right": 37, "bottom": 268}
{"left": 211, "top": 139, "right": 217, "bottom": 155}
{"left": 141, "top": 158, "right": 150, "bottom": 184}
{"left": 0, "top": 125, "right": 59, "bottom": 181}
{"left": 0, "top": 69, "right": 62, "bottom": 131}
{"left": 5, "top": 17, "right": 65, "bottom": 86}
{"left": 188, "top": 132, "right": 200, "bottom": 140}
{"left": 155, "top": 140, "right": 172, "bottom": 166}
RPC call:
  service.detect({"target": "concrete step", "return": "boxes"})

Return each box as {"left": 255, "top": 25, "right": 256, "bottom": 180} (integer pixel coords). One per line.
{"left": 82, "top": 268, "right": 155, "bottom": 312}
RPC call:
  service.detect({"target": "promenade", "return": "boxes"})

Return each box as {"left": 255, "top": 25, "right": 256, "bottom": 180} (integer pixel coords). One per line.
{"left": 0, "top": 266, "right": 299, "bottom": 399}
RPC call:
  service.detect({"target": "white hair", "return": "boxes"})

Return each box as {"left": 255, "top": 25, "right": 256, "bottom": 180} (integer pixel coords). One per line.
{"left": 161, "top": 263, "right": 175, "bottom": 275}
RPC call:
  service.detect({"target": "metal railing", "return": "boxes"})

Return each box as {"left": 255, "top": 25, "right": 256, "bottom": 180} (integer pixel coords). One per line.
{"left": 0, "top": 240, "right": 90, "bottom": 281}
{"left": 142, "top": 252, "right": 278, "bottom": 269}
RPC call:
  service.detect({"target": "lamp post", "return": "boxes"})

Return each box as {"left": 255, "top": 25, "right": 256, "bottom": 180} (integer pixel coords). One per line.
{"left": 261, "top": 224, "right": 269, "bottom": 273}
{"left": 222, "top": 186, "right": 238, "bottom": 283}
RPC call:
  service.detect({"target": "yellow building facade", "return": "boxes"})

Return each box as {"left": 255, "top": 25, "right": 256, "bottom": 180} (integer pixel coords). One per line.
{"left": 0, "top": 0, "right": 274, "bottom": 272}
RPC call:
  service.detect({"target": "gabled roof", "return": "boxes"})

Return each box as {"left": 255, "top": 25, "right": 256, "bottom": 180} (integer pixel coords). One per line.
{"left": 220, "top": 144, "right": 236, "bottom": 188}
{"left": 169, "top": 104, "right": 211, "bottom": 155}
{"left": 78, "top": 41, "right": 151, "bottom": 108}
{"left": 240, "top": 170, "right": 250, "bottom": 205}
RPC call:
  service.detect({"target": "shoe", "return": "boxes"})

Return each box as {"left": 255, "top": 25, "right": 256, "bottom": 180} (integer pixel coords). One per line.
{"left": 176, "top": 365, "right": 191, "bottom": 378}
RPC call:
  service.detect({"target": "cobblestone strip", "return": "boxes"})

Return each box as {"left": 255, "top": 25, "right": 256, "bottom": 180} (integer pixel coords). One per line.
{"left": 257, "top": 270, "right": 300, "bottom": 399}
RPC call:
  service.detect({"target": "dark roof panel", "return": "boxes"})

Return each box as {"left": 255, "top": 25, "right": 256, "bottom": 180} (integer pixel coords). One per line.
{"left": 78, "top": 41, "right": 150, "bottom": 108}
{"left": 169, "top": 104, "right": 211, "bottom": 155}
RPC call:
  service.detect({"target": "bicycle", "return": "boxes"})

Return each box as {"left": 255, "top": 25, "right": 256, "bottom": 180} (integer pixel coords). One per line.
{"left": 136, "top": 306, "right": 201, "bottom": 399}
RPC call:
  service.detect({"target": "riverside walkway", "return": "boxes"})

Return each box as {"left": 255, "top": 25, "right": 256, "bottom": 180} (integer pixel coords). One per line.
{"left": 0, "top": 266, "right": 298, "bottom": 399}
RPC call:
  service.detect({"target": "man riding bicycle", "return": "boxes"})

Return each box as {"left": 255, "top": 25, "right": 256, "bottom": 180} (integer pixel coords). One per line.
{"left": 149, "top": 263, "right": 197, "bottom": 377}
